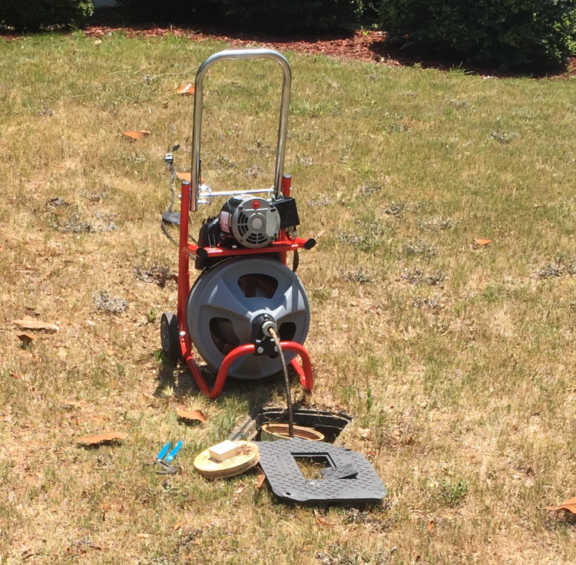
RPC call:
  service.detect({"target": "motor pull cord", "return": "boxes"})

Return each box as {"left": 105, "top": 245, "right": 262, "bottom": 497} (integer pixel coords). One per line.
{"left": 268, "top": 327, "right": 294, "bottom": 438}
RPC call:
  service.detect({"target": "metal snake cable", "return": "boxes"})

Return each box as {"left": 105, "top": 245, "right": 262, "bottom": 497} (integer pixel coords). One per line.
{"left": 269, "top": 327, "right": 294, "bottom": 438}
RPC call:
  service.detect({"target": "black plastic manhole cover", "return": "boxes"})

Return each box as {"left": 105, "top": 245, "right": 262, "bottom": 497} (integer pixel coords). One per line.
{"left": 256, "top": 438, "right": 387, "bottom": 506}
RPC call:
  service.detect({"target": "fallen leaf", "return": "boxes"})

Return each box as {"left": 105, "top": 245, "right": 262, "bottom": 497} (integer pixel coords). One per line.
{"left": 255, "top": 470, "right": 266, "bottom": 490}
{"left": 173, "top": 522, "right": 182, "bottom": 531}
{"left": 177, "top": 83, "right": 195, "bottom": 95}
{"left": 176, "top": 408, "right": 207, "bottom": 423}
{"left": 548, "top": 496, "right": 576, "bottom": 514}
{"left": 64, "top": 400, "right": 88, "bottom": 409}
{"left": 235, "top": 485, "right": 245, "bottom": 495}
{"left": 474, "top": 238, "right": 492, "bottom": 246}
{"left": 428, "top": 519, "right": 434, "bottom": 531}
{"left": 175, "top": 172, "right": 205, "bottom": 183}
{"left": 77, "top": 432, "right": 128, "bottom": 445}
{"left": 13, "top": 319, "right": 59, "bottom": 331}
{"left": 16, "top": 333, "right": 37, "bottom": 344}
{"left": 313, "top": 509, "right": 333, "bottom": 527}
{"left": 316, "top": 517, "right": 333, "bottom": 527}
{"left": 122, "top": 130, "right": 151, "bottom": 141}
{"left": 136, "top": 533, "right": 150, "bottom": 539}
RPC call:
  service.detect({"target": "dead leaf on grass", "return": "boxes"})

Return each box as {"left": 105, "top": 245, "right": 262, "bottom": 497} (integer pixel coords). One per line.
{"left": 474, "top": 238, "right": 492, "bottom": 246}
{"left": 255, "top": 469, "right": 266, "bottom": 489}
{"left": 64, "top": 400, "right": 88, "bottom": 409}
{"left": 547, "top": 496, "right": 576, "bottom": 514}
{"left": 175, "top": 172, "right": 205, "bottom": 182}
{"left": 313, "top": 509, "right": 333, "bottom": 527}
{"left": 13, "top": 319, "right": 59, "bottom": 331}
{"left": 176, "top": 83, "right": 195, "bottom": 95}
{"left": 16, "top": 333, "right": 37, "bottom": 344}
{"left": 77, "top": 432, "right": 128, "bottom": 445}
{"left": 176, "top": 408, "right": 207, "bottom": 423}
{"left": 428, "top": 519, "right": 435, "bottom": 531}
{"left": 316, "top": 516, "right": 333, "bottom": 527}
{"left": 122, "top": 130, "right": 151, "bottom": 141}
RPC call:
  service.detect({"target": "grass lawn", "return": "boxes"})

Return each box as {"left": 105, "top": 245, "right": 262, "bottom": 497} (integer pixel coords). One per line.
{"left": 2, "top": 31, "right": 576, "bottom": 564}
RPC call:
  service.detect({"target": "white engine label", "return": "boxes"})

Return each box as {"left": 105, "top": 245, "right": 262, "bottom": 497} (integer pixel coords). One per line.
{"left": 220, "top": 211, "right": 231, "bottom": 233}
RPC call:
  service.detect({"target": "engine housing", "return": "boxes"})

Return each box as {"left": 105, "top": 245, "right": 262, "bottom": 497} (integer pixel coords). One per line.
{"left": 219, "top": 196, "right": 281, "bottom": 249}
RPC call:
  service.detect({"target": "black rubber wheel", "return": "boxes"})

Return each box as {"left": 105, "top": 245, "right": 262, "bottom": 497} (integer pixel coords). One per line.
{"left": 160, "top": 312, "right": 180, "bottom": 362}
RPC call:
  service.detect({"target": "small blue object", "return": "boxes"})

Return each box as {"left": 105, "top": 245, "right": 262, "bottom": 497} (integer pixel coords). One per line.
{"left": 155, "top": 441, "right": 183, "bottom": 475}
{"left": 156, "top": 442, "right": 171, "bottom": 461}
{"left": 163, "top": 441, "right": 183, "bottom": 463}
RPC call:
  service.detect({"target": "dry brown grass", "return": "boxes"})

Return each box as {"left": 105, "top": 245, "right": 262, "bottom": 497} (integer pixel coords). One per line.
{"left": 2, "top": 32, "right": 576, "bottom": 564}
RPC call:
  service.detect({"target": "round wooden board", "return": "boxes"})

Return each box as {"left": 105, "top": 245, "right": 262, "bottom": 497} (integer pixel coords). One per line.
{"left": 193, "top": 441, "right": 259, "bottom": 479}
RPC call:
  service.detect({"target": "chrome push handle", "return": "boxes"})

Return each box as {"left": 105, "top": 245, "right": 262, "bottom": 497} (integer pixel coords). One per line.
{"left": 190, "top": 49, "right": 292, "bottom": 211}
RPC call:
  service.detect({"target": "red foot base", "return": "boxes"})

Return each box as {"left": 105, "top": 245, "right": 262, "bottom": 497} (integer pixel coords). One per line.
{"left": 179, "top": 336, "right": 313, "bottom": 399}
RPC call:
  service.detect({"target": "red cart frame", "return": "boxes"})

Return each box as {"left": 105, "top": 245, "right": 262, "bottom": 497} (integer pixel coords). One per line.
{"left": 171, "top": 48, "right": 315, "bottom": 399}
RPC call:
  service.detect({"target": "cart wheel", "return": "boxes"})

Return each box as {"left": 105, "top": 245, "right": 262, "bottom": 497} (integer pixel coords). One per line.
{"left": 160, "top": 312, "right": 180, "bottom": 362}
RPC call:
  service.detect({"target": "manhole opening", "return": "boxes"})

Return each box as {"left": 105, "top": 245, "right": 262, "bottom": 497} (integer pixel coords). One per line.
{"left": 228, "top": 407, "right": 352, "bottom": 443}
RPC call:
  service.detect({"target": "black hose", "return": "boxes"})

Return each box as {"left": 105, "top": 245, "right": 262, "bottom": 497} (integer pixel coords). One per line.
{"left": 161, "top": 219, "right": 178, "bottom": 246}
{"left": 161, "top": 171, "right": 179, "bottom": 246}
{"left": 292, "top": 249, "right": 299, "bottom": 273}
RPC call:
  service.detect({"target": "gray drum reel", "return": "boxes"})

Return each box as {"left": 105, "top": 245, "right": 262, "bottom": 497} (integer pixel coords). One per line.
{"left": 186, "top": 257, "right": 310, "bottom": 380}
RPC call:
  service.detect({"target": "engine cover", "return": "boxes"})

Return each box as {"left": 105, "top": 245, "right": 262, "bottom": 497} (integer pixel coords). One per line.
{"left": 219, "top": 196, "right": 281, "bottom": 249}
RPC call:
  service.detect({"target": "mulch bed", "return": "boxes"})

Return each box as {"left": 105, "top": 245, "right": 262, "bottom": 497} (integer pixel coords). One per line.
{"left": 84, "top": 25, "right": 399, "bottom": 65}
{"left": 3, "top": 17, "right": 576, "bottom": 78}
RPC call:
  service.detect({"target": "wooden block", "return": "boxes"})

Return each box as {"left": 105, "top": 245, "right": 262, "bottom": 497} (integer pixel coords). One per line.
{"left": 209, "top": 440, "right": 242, "bottom": 463}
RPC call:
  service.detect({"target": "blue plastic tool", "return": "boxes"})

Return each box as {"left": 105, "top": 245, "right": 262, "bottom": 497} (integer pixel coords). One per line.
{"left": 155, "top": 441, "right": 183, "bottom": 474}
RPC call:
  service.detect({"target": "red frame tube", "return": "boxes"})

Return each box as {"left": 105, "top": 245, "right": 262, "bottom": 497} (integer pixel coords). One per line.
{"left": 176, "top": 179, "right": 314, "bottom": 399}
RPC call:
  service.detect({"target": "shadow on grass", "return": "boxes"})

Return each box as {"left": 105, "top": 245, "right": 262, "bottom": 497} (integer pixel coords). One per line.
{"left": 367, "top": 38, "right": 569, "bottom": 79}
{"left": 153, "top": 355, "right": 306, "bottom": 412}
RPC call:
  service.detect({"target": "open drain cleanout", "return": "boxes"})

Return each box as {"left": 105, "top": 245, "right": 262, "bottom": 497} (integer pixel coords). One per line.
{"left": 228, "top": 407, "right": 352, "bottom": 443}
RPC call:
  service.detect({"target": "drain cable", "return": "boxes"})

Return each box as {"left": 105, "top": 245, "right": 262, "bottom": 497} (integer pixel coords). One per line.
{"left": 266, "top": 327, "right": 294, "bottom": 438}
